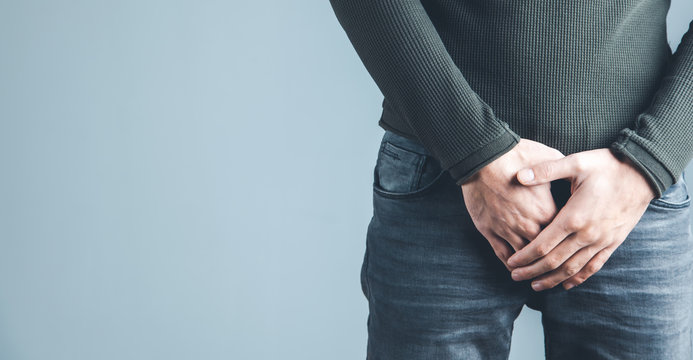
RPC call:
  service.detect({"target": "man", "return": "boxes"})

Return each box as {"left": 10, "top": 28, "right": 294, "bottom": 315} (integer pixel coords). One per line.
{"left": 330, "top": 0, "right": 693, "bottom": 359}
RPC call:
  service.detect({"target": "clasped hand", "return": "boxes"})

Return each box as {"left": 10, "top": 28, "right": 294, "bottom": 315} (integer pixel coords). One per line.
{"left": 461, "top": 141, "right": 656, "bottom": 291}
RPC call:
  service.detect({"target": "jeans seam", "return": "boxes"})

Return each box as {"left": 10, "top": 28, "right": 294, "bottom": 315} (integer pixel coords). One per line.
{"left": 361, "top": 237, "right": 372, "bottom": 301}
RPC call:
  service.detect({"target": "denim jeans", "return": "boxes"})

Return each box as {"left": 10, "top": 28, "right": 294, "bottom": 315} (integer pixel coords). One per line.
{"left": 362, "top": 130, "right": 693, "bottom": 359}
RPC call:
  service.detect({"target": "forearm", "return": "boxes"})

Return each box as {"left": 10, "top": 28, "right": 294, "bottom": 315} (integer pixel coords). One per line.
{"left": 329, "top": 0, "right": 519, "bottom": 183}
{"left": 610, "top": 19, "right": 693, "bottom": 197}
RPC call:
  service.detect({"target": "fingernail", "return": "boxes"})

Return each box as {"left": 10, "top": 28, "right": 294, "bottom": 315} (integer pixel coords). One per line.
{"left": 511, "top": 270, "right": 521, "bottom": 280}
{"left": 531, "top": 281, "right": 543, "bottom": 291}
{"left": 564, "top": 283, "right": 575, "bottom": 290}
{"left": 518, "top": 169, "right": 534, "bottom": 183}
{"left": 507, "top": 256, "right": 517, "bottom": 267}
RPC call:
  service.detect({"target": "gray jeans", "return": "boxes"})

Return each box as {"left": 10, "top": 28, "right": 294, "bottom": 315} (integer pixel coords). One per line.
{"left": 362, "top": 130, "right": 693, "bottom": 359}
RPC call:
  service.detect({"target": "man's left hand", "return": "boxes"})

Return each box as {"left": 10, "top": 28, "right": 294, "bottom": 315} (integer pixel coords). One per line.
{"left": 505, "top": 148, "right": 657, "bottom": 291}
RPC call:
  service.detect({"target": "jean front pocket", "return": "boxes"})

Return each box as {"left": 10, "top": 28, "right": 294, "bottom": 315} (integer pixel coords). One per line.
{"left": 372, "top": 131, "right": 447, "bottom": 199}
{"left": 649, "top": 174, "right": 691, "bottom": 209}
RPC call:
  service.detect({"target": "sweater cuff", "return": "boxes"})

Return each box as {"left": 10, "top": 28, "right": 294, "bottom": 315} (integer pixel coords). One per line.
{"left": 449, "top": 129, "right": 520, "bottom": 186}
{"left": 610, "top": 132, "right": 674, "bottom": 199}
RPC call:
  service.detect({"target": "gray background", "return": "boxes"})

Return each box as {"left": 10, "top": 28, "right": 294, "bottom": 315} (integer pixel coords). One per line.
{"left": 0, "top": 1, "right": 690, "bottom": 359}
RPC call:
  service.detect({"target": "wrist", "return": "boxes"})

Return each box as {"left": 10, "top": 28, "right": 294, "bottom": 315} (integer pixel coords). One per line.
{"left": 615, "top": 152, "right": 657, "bottom": 201}
{"left": 459, "top": 171, "right": 480, "bottom": 188}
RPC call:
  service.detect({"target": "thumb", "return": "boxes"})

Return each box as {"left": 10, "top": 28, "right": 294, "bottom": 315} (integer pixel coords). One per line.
{"left": 517, "top": 157, "right": 576, "bottom": 185}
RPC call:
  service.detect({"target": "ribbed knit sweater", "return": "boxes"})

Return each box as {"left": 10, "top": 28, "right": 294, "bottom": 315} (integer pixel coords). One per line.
{"left": 330, "top": 0, "right": 693, "bottom": 198}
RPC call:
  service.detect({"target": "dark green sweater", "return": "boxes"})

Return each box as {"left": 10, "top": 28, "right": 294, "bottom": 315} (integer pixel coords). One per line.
{"left": 330, "top": 0, "right": 693, "bottom": 198}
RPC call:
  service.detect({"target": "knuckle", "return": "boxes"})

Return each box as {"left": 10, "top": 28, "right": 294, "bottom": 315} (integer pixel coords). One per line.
{"left": 580, "top": 226, "right": 598, "bottom": 240}
{"left": 494, "top": 250, "right": 507, "bottom": 261}
{"left": 535, "top": 244, "right": 551, "bottom": 257}
{"left": 542, "top": 279, "right": 559, "bottom": 289}
{"left": 547, "top": 279, "right": 562, "bottom": 288}
{"left": 585, "top": 261, "right": 603, "bottom": 275}
{"left": 544, "top": 257, "right": 561, "bottom": 270}
{"left": 516, "top": 221, "right": 535, "bottom": 238}
{"left": 559, "top": 222, "right": 573, "bottom": 234}
{"left": 524, "top": 223, "right": 541, "bottom": 240}
{"left": 515, "top": 221, "right": 528, "bottom": 235}
{"left": 574, "top": 234, "right": 594, "bottom": 248}
{"left": 571, "top": 276, "right": 586, "bottom": 286}
{"left": 585, "top": 246, "right": 601, "bottom": 259}
{"left": 565, "top": 216, "right": 585, "bottom": 231}
{"left": 571, "top": 154, "right": 588, "bottom": 172}
{"left": 479, "top": 228, "right": 494, "bottom": 238}
{"left": 562, "top": 263, "right": 581, "bottom": 276}
{"left": 538, "top": 164, "right": 552, "bottom": 180}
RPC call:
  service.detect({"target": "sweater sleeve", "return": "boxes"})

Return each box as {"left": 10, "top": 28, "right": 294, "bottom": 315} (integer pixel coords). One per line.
{"left": 610, "top": 19, "right": 693, "bottom": 198}
{"left": 329, "top": 0, "right": 520, "bottom": 186}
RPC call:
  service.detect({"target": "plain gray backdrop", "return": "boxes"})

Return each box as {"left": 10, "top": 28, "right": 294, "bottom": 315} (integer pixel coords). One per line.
{"left": 0, "top": 1, "right": 691, "bottom": 359}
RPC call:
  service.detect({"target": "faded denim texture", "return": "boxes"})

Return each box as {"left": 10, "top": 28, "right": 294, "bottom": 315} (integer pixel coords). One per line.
{"left": 362, "top": 130, "right": 693, "bottom": 359}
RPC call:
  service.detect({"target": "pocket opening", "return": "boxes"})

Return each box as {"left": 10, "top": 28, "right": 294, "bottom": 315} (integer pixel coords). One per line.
{"left": 372, "top": 132, "right": 447, "bottom": 199}
{"left": 649, "top": 180, "right": 691, "bottom": 209}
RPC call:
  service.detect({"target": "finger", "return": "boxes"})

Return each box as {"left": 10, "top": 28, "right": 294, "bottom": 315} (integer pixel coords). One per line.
{"left": 507, "top": 191, "right": 589, "bottom": 267}
{"left": 526, "top": 243, "right": 604, "bottom": 291}
{"left": 543, "top": 146, "right": 566, "bottom": 160}
{"left": 516, "top": 219, "right": 542, "bottom": 242}
{"left": 506, "top": 208, "right": 574, "bottom": 267}
{"left": 516, "top": 154, "right": 581, "bottom": 185}
{"left": 562, "top": 245, "right": 616, "bottom": 290}
{"left": 520, "top": 185, "right": 559, "bottom": 227}
{"left": 510, "top": 232, "right": 584, "bottom": 281}
{"left": 511, "top": 224, "right": 600, "bottom": 280}
{"left": 525, "top": 139, "right": 565, "bottom": 159}
{"left": 497, "top": 229, "right": 528, "bottom": 253}
{"left": 484, "top": 232, "right": 515, "bottom": 272}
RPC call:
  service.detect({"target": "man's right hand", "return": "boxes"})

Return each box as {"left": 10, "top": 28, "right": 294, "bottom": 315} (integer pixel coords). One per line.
{"left": 460, "top": 139, "right": 565, "bottom": 271}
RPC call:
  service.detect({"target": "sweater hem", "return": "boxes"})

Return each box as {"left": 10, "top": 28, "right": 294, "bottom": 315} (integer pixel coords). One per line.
{"left": 610, "top": 134, "right": 674, "bottom": 198}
